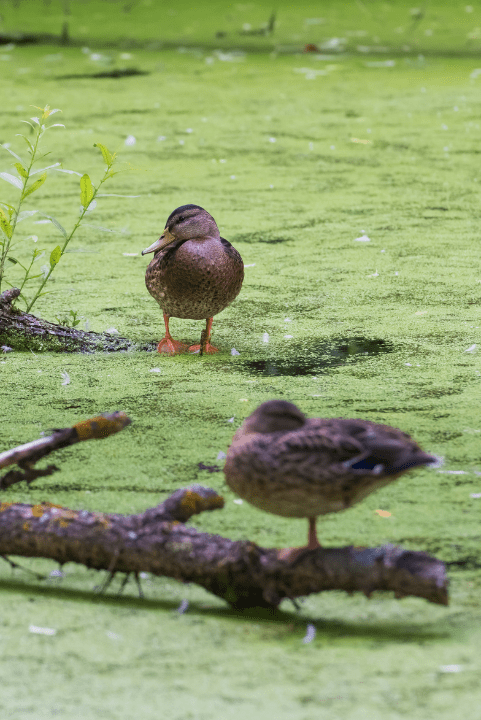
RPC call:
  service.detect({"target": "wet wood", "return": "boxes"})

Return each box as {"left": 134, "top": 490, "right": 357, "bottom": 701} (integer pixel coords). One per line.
{"left": 0, "top": 288, "right": 155, "bottom": 352}
{"left": 0, "top": 486, "right": 448, "bottom": 610}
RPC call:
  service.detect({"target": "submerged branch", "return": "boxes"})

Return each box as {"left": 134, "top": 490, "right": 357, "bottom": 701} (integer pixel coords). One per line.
{"left": 0, "top": 288, "right": 155, "bottom": 352}
{"left": 0, "top": 411, "right": 132, "bottom": 488}
{"left": 0, "top": 486, "right": 449, "bottom": 610}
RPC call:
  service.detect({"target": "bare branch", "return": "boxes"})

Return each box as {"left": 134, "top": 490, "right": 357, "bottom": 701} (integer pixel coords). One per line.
{"left": 0, "top": 412, "right": 132, "bottom": 487}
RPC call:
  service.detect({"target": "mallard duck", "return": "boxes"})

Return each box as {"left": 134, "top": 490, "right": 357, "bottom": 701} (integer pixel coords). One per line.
{"left": 224, "top": 400, "right": 436, "bottom": 557}
{"left": 142, "top": 204, "right": 244, "bottom": 354}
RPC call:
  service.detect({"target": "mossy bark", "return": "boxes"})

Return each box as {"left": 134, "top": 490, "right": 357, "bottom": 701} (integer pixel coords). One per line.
{"left": 0, "top": 288, "right": 155, "bottom": 352}
{"left": 0, "top": 486, "right": 449, "bottom": 610}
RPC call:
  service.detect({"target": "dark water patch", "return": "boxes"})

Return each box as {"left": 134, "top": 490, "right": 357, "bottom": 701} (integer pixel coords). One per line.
{"left": 198, "top": 462, "right": 222, "bottom": 473}
{"left": 418, "top": 388, "right": 462, "bottom": 398}
{"left": 57, "top": 68, "right": 149, "bottom": 80}
{"left": 236, "top": 336, "right": 394, "bottom": 377}
{"left": 42, "top": 483, "right": 178, "bottom": 494}
{"left": 376, "top": 140, "right": 410, "bottom": 151}
{"left": 234, "top": 231, "right": 294, "bottom": 244}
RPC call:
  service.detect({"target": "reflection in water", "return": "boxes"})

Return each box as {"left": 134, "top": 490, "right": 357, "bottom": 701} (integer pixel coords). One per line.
{"left": 237, "top": 337, "right": 394, "bottom": 377}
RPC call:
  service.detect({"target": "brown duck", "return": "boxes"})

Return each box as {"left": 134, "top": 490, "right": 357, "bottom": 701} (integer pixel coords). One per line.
{"left": 224, "top": 400, "right": 436, "bottom": 557}
{"left": 142, "top": 204, "right": 244, "bottom": 354}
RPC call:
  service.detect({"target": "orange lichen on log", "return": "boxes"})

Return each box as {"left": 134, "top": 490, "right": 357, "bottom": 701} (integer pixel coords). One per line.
{"left": 0, "top": 487, "right": 449, "bottom": 609}
{"left": 73, "top": 412, "right": 131, "bottom": 441}
{"left": 0, "top": 502, "right": 13, "bottom": 512}
{"left": 179, "top": 490, "right": 224, "bottom": 517}
{"left": 56, "top": 519, "right": 71, "bottom": 528}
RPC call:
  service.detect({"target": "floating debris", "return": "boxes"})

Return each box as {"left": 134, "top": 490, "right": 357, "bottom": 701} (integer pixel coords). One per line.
{"left": 29, "top": 625, "right": 56, "bottom": 636}
{"left": 177, "top": 599, "right": 189, "bottom": 614}
{"left": 302, "top": 624, "right": 316, "bottom": 644}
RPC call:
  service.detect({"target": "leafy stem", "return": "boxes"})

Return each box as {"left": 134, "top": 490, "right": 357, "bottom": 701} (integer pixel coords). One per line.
{"left": 25, "top": 147, "right": 117, "bottom": 313}
{"left": 0, "top": 106, "right": 53, "bottom": 294}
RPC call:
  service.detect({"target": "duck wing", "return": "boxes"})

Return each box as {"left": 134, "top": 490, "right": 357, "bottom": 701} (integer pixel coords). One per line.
{"left": 276, "top": 418, "right": 435, "bottom": 479}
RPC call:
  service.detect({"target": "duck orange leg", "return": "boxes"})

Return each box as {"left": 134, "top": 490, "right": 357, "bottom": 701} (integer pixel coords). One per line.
{"left": 157, "top": 313, "right": 189, "bottom": 355}
{"left": 188, "top": 317, "right": 219, "bottom": 355}
{"left": 307, "top": 517, "right": 321, "bottom": 550}
{"left": 278, "top": 517, "right": 321, "bottom": 562}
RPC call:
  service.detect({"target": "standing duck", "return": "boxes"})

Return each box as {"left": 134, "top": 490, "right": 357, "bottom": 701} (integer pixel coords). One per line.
{"left": 224, "top": 400, "right": 436, "bottom": 558}
{"left": 142, "top": 204, "right": 244, "bottom": 354}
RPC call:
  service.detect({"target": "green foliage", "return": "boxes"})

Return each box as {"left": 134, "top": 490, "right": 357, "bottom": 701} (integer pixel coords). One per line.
{"left": 54, "top": 308, "right": 83, "bottom": 327}
{"left": 80, "top": 173, "right": 94, "bottom": 209}
{"left": 0, "top": 105, "right": 120, "bottom": 313}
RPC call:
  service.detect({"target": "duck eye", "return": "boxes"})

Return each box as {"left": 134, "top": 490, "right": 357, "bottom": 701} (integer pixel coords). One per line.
{"left": 177, "top": 216, "right": 185, "bottom": 223}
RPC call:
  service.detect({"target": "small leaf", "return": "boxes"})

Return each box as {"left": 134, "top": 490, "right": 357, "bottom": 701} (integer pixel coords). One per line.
{"left": 37, "top": 213, "right": 68, "bottom": 238}
{"left": 17, "top": 210, "right": 39, "bottom": 222}
{"left": 16, "top": 134, "right": 34, "bottom": 153}
{"left": 0, "top": 202, "right": 17, "bottom": 217}
{"left": 30, "top": 162, "right": 61, "bottom": 176}
{"left": 14, "top": 162, "right": 28, "bottom": 179}
{"left": 80, "top": 174, "right": 94, "bottom": 208}
{"left": 54, "top": 168, "right": 83, "bottom": 177}
{"left": 20, "top": 121, "right": 35, "bottom": 131}
{"left": 12, "top": 257, "right": 28, "bottom": 271}
{"left": 0, "top": 172, "right": 23, "bottom": 190}
{"left": 0, "top": 208, "right": 13, "bottom": 238}
{"left": 94, "top": 143, "right": 115, "bottom": 167}
{"left": 22, "top": 172, "right": 47, "bottom": 200}
{"left": 49, "top": 124, "right": 65, "bottom": 128}
{"left": 49, "top": 245, "right": 62, "bottom": 268}
{"left": 32, "top": 104, "right": 47, "bottom": 114}
{"left": 1, "top": 144, "right": 23, "bottom": 161}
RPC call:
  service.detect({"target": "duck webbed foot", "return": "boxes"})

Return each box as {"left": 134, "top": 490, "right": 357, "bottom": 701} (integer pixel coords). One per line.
{"left": 157, "top": 337, "right": 189, "bottom": 355}
{"left": 188, "top": 342, "right": 219, "bottom": 355}
{"left": 277, "top": 517, "right": 321, "bottom": 562}
{"left": 188, "top": 317, "right": 219, "bottom": 355}
{"left": 157, "top": 313, "right": 189, "bottom": 355}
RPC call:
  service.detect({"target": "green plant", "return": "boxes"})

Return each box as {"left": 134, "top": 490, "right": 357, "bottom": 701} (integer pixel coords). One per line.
{"left": 54, "top": 309, "right": 83, "bottom": 328}
{"left": 0, "top": 104, "right": 121, "bottom": 313}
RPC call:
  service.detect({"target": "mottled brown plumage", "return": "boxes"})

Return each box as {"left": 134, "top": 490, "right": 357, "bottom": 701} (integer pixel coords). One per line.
{"left": 142, "top": 204, "right": 244, "bottom": 354}
{"left": 224, "top": 400, "right": 436, "bottom": 554}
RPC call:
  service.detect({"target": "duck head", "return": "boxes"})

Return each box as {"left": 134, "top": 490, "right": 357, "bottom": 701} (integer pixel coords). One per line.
{"left": 242, "top": 400, "right": 307, "bottom": 435}
{"left": 142, "top": 204, "right": 220, "bottom": 255}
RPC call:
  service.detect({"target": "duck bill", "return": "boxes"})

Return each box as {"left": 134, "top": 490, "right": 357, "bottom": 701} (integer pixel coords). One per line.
{"left": 141, "top": 228, "right": 176, "bottom": 255}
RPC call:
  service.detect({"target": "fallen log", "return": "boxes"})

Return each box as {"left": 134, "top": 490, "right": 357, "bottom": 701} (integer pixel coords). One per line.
{"left": 0, "top": 288, "right": 155, "bottom": 352}
{"left": 0, "top": 486, "right": 448, "bottom": 609}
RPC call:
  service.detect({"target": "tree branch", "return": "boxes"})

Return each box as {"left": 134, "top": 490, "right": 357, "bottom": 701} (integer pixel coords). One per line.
{"left": 0, "top": 486, "right": 448, "bottom": 609}
{"left": 0, "top": 288, "right": 155, "bottom": 352}
{"left": 0, "top": 411, "right": 132, "bottom": 488}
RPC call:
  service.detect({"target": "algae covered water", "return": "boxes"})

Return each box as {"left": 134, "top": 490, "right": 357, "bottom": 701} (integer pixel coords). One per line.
{"left": 1, "top": 2, "right": 481, "bottom": 718}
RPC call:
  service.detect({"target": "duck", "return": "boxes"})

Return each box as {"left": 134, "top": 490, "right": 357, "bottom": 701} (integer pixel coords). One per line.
{"left": 224, "top": 400, "right": 436, "bottom": 558}
{"left": 142, "top": 204, "right": 244, "bottom": 355}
